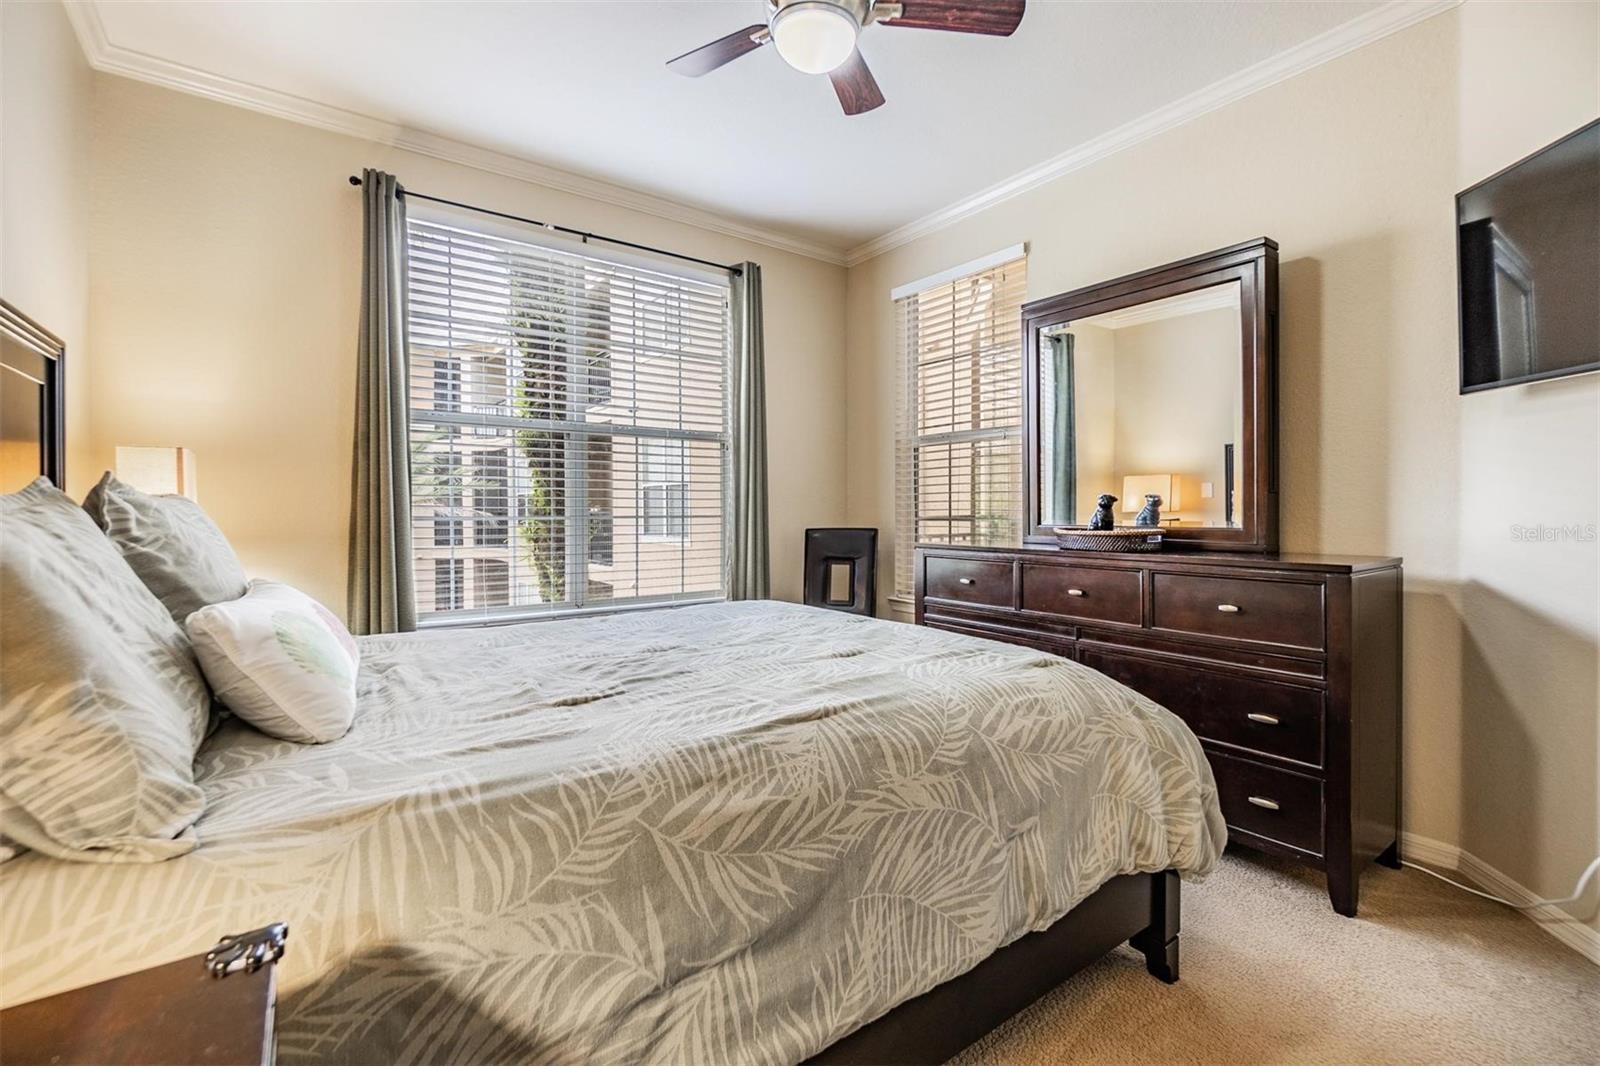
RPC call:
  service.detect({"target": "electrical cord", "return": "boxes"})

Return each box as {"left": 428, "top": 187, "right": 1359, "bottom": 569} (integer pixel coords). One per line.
{"left": 1400, "top": 854, "right": 1600, "bottom": 911}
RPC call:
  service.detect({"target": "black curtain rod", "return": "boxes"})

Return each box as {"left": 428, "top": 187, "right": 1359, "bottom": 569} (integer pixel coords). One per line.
{"left": 347, "top": 175, "right": 742, "bottom": 276}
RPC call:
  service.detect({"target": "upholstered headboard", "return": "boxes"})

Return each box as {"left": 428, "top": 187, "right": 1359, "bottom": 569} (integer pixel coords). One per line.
{"left": 0, "top": 300, "right": 66, "bottom": 492}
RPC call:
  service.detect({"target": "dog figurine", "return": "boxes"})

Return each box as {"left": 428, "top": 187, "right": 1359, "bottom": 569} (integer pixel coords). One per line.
{"left": 1088, "top": 493, "right": 1118, "bottom": 530}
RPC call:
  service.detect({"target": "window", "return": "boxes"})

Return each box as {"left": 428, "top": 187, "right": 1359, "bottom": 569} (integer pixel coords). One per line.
{"left": 473, "top": 559, "right": 509, "bottom": 608}
{"left": 641, "top": 438, "right": 687, "bottom": 540}
{"left": 894, "top": 250, "right": 1028, "bottom": 598}
{"left": 434, "top": 559, "right": 465, "bottom": 612}
{"left": 407, "top": 215, "right": 730, "bottom": 623}
{"left": 472, "top": 449, "right": 509, "bottom": 547}
{"left": 432, "top": 359, "right": 462, "bottom": 413}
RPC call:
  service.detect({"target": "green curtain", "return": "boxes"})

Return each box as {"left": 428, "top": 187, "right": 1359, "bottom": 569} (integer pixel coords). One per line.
{"left": 727, "top": 262, "right": 770, "bottom": 600}
{"left": 347, "top": 169, "right": 416, "bottom": 634}
{"left": 1049, "top": 332, "right": 1076, "bottom": 525}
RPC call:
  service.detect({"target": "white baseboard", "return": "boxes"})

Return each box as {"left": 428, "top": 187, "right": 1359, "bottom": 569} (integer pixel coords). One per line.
{"left": 1400, "top": 831, "right": 1599, "bottom": 965}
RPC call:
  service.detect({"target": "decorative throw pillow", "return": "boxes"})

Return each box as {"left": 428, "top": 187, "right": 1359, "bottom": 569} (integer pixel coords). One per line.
{"left": 82, "top": 472, "right": 248, "bottom": 625}
{"left": 186, "top": 581, "right": 360, "bottom": 744}
{"left": 0, "top": 478, "right": 210, "bottom": 862}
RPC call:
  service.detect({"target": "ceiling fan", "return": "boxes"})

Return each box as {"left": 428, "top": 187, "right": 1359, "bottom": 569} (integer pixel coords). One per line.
{"left": 667, "top": 1, "right": 1026, "bottom": 116}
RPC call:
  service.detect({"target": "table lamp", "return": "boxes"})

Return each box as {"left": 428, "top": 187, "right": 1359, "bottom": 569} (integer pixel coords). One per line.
{"left": 116, "top": 446, "right": 197, "bottom": 500}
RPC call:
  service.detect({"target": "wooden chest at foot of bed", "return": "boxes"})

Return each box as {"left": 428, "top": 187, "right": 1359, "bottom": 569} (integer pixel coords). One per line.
{"left": 0, "top": 950, "right": 278, "bottom": 1065}
{"left": 914, "top": 544, "right": 1403, "bottom": 917}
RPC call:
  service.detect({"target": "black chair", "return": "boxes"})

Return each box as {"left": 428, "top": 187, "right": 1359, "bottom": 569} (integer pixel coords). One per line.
{"left": 803, "top": 528, "right": 878, "bottom": 617}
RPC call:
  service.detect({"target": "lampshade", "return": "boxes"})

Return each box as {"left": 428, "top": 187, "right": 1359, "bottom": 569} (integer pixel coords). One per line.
{"left": 1121, "top": 474, "right": 1180, "bottom": 513}
{"left": 771, "top": 1, "right": 859, "bottom": 74}
{"left": 116, "top": 446, "right": 197, "bottom": 500}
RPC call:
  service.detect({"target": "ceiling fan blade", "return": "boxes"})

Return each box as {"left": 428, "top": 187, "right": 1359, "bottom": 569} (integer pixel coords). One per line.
{"left": 666, "top": 24, "right": 769, "bottom": 77}
{"left": 879, "top": 0, "right": 1025, "bottom": 36}
{"left": 829, "top": 50, "right": 886, "bottom": 116}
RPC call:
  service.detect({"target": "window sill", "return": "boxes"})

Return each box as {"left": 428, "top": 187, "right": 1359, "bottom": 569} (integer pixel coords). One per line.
{"left": 886, "top": 595, "right": 916, "bottom": 623}
{"left": 418, "top": 594, "right": 726, "bottom": 630}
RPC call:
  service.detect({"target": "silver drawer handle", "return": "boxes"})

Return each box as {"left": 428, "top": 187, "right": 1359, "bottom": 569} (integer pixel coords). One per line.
{"left": 1247, "top": 713, "right": 1280, "bottom": 725}
{"left": 1247, "top": 796, "right": 1281, "bottom": 811}
{"left": 1217, "top": 604, "right": 1241, "bottom": 613}
{"left": 1066, "top": 588, "right": 1085, "bottom": 597}
{"left": 958, "top": 578, "right": 975, "bottom": 585}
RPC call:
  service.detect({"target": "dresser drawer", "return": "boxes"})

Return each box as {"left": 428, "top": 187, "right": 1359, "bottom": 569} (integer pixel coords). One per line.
{"left": 1151, "top": 573, "right": 1324, "bottom": 651}
{"left": 923, "top": 614, "right": 1073, "bottom": 656}
{"left": 923, "top": 557, "right": 1013, "bottom": 610}
{"left": 1079, "top": 647, "right": 1324, "bottom": 766}
{"left": 1020, "top": 563, "right": 1142, "bottom": 626}
{"left": 1210, "top": 751, "right": 1323, "bottom": 855}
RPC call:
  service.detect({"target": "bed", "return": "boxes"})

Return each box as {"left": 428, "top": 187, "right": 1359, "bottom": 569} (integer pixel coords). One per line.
{"left": 0, "top": 600, "right": 1223, "bottom": 1063}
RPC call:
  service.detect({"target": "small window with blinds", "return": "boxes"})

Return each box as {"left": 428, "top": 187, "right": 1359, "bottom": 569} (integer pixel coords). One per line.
{"left": 407, "top": 215, "right": 731, "bottom": 623}
{"left": 893, "top": 251, "right": 1028, "bottom": 598}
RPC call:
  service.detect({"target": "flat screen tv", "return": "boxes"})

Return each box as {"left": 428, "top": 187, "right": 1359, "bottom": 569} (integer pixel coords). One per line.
{"left": 1457, "top": 118, "right": 1600, "bottom": 393}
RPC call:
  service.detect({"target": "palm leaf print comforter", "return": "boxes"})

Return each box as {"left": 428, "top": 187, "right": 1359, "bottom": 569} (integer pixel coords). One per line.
{"left": 1, "top": 601, "right": 1225, "bottom": 1064}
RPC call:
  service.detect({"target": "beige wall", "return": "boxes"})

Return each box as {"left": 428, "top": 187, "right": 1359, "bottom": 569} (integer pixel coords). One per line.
{"left": 1451, "top": 0, "right": 1600, "bottom": 939}
{"left": 846, "top": 2, "right": 1598, "bottom": 934}
{"left": 83, "top": 76, "right": 847, "bottom": 614}
{"left": 1104, "top": 307, "right": 1241, "bottom": 527}
{"left": 1, "top": 0, "right": 93, "bottom": 495}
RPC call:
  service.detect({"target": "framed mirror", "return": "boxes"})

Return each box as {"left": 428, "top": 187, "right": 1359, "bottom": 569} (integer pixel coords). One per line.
{"left": 1022, "top": 238, "right": 1278, "bottom": 552}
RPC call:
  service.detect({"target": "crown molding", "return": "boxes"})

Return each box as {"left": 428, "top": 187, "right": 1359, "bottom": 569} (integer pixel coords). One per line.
{"left": 843, "top": 0, "right": 1463, "bottom": 266}
{"left": 63, "top": 0, "right": 1462, "bottom": 273}
{"left": 60, "top": 1, "right": 849, "bottom": 267}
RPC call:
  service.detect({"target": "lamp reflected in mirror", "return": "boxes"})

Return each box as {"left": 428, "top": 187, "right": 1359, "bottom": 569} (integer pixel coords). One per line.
{"left": 116, "top": 446, "right": 198, "bottom": 500}
{"left": 1123, "top": 474, "right": 1178, "bottom": 526}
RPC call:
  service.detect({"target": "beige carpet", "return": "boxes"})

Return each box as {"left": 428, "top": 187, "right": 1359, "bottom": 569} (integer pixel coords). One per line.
{"left": 953, "top": 850, "right": 1599, "bottom": 1065}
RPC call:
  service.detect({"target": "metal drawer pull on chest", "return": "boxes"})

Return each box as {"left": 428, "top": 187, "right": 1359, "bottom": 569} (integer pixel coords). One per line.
{"left": 1066, "top": 588, "right": 1085, "bottom": 597}
{"left": 1246, "top": 796, "right": 1281, "bottom": 811}
{"left": 1246, "top": 713, "right": 1280, "bottom": 726}
{"left": 958, "top": 577, "right": 975, "bottom": 585}
{"left": 205, "top": 923, "right": 289, "bottom": 978}
{"left": 1216, "top": 603, "right": 1240, "bottom": 613}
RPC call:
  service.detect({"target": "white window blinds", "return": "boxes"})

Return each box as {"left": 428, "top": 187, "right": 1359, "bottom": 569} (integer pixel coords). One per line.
{"left": 407, "top": 216, "right": 731, "bottom": 623}
{"left": 894, "top": 253, "right": 1028, "bottom": 598}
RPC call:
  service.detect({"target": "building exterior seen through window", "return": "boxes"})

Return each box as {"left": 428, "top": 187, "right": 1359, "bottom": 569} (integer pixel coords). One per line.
{"left": 406, "top": 217, "right": 731, "bottom": 622}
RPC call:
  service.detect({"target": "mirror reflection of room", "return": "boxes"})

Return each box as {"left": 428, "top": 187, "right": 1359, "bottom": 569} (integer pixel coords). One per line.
{"left": 1040, "top": 280, "right": 1244, "bottom": 529}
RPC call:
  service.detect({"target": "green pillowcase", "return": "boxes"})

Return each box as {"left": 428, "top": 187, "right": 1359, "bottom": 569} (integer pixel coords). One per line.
{"left": 0, "top": 478, "right": 210, "bottom": 862}
{"left": 82, "top": 472, "right": 248, "bottom": 625}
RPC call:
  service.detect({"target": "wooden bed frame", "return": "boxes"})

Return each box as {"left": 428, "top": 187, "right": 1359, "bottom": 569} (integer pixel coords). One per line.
{"left": 811, "top": 870, "right": 1180, "bottom": 1064}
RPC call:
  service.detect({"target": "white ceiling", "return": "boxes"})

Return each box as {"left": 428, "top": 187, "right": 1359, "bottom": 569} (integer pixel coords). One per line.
{"left": 81, "top": 0, "right": 1395, "bottom": 258}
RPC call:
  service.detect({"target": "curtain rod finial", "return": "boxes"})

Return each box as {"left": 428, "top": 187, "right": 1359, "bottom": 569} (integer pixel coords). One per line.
{"left": 348, "top": 175, "right": 362, "bottom": 186}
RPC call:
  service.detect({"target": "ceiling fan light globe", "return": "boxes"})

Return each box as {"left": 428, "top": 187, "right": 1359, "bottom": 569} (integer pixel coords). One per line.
{"left": 771, "top": 2, "right": 859, "bottom": 75}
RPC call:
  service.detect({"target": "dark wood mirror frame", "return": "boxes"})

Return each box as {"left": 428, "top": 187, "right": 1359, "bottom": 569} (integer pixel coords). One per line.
{"left": 1, "top": 299, "right": 66, "bottom": 492}
{"left": 1022, "top": 237, "right": 1279, "bottom": 553}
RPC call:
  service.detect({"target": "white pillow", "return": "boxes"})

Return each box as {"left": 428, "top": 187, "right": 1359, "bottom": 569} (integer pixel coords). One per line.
{"left": 186, "top": 581, "right": 359, "bottom": 743}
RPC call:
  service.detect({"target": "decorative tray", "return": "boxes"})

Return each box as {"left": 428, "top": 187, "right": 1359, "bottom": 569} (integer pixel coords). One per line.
{"left": 1051, "top": 527, "right": 1164, "bottom": 553}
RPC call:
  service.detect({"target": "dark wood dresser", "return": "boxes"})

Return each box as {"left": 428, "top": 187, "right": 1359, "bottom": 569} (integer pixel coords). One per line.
{"left": 914, "top": 543, "right": 1402, "bottom": 916}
